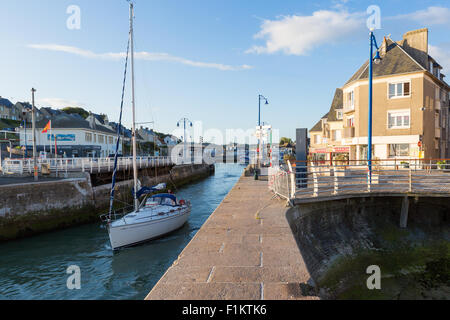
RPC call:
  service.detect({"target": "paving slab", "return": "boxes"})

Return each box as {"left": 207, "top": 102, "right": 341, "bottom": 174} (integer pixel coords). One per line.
{"left": 146, "top": 176, "right": 318, "bottom": 300}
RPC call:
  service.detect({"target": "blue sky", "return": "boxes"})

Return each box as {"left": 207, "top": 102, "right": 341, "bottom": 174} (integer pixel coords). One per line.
{"left": 1, "top": 0, "right": 449, "bottom": 141}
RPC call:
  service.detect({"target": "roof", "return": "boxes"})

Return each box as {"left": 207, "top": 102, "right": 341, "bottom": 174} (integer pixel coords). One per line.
{"left": 35, "top": 113, "right": 115, "bottom": 134}
{"left": 326, "top": 88, "right": 343, "bottom": 122}
{"left": 310, "top": 113, "right": 329, "bottom": 132}
{"left": 345, "top": 39, "right": 425, "bottom": 85}
{"left": 15, "top": 102, "right": 32, "bottom": 109}
{"left": 0, "top": 97, "right": 14, "bottom": 108}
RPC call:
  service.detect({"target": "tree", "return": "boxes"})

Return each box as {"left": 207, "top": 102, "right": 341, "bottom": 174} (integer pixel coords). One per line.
{"left": 280, "top": 137, "right": 294, "bottom": 146}
{"left": 61, "top": 107, "right": 90, "bottom": 119}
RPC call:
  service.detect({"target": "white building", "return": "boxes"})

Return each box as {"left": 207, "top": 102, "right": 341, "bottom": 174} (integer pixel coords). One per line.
{"left": 18, "top": 113, "right": 121, "bottom": 158}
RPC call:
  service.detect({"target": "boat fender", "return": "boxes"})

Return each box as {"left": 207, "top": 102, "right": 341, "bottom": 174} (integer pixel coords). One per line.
{"left": 179, "top": 200, "right": 186, "bottom": 205}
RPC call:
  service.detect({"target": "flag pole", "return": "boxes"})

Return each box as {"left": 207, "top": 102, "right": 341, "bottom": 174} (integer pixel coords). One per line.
{"left": 50, "top": 121, "right": 53, "bottom": 157}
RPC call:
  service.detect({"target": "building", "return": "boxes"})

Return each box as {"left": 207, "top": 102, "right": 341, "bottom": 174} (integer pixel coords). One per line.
{"left": 309, "top": 89, "right": 348, "bottom": 163}
{"left": 137, "top": 126, "right": 158, "bottom": 143}
{"left": 14, "top": 102, "right": 45, "bottom": 123}
{"left": 310, "top": 28, "right": 450, "bottom": 163}
{"left": 0, "top": 97, "right": 20, "bottom": 120}
{"left": 18, "top": 113, "right": 121, "bottom": 158}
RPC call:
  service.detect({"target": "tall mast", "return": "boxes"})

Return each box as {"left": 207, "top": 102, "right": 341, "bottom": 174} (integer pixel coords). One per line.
{"left": 130, "top": 2, "right": 139, "bottom": 211}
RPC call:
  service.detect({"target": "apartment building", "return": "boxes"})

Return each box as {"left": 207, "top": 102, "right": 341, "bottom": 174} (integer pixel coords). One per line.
{"left": 310, "top": 28, "right": 450, "bottom": 163}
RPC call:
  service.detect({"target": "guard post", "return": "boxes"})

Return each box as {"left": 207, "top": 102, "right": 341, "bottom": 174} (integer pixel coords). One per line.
{"left": 296, "top": 128, "right": 308, "bottom": 189}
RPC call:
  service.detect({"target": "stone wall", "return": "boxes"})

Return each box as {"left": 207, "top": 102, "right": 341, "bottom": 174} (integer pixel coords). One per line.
{"left": 286, "top": 196, "right": 450, "bottom": 298}
{"left": 0, "top": 177, "right": 96, "bottom": 241}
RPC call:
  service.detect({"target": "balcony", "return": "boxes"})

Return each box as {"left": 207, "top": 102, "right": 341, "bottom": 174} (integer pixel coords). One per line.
{"left": 435, "top": 128, "right": 441, "bottom": 138}
{"left": 343, "top": 105, "right": 355, "bottom": 114}
{"left": 436, "top": 100, "right": 441, "bottom": 110}
{"left": 343, "top": 127, "right": 355, "bottom": 138}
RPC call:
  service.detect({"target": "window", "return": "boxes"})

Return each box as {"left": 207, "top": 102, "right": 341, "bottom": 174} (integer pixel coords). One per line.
{"left": 388, "top": 110, "right": 410, "bottom": 129}
{"left": 389, "top": 144, "right": 410, "bottom": 157}
{"left": 347, "top": 117, "right": 355, "bottom": 127}
{"left": 389, "top": 82, "right": 410, "bottom": 99}
{"left": 332, "top": 130, "right": 342, "bottom": 141}
{"left": 98, "top": 135, "right": 104, "bottom": 143}
{"left": 85, "top": 133, "right": 92, "bottom": 142}
{"left": 109, "top": 136, "right": 113, "bottom": 144}
{"left": 347, "top": 91, "right": 354, "bottom": 109}
{"left": 336, "top": 110, "right": 343, "bottom": 120}
{"left": 94, "top": 134, "right": 97, "bottom": 143}
{"left": 314, "top": 135, "right": 321, "bottom": 144}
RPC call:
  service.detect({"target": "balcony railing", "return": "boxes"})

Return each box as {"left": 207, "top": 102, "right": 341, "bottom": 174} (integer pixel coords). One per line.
{"left": 343, "top": 126, "right": 355, "bottom": 138}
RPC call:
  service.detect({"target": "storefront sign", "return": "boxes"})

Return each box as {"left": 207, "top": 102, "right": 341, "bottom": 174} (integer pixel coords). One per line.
{"left": 333, "top": 147, "right": 350, "bottom": 153}
{"left": 47, "top": 134, "right": 76, "bottom": 142}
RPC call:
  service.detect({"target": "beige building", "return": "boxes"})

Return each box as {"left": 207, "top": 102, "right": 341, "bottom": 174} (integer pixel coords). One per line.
{"left": 310, "top": 28, "right": 450, "bottom": 163}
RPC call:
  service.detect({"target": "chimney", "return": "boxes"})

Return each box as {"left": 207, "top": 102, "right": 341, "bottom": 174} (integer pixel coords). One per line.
{"left": 401, "top": 28, "right": 429, "bottom": 67}
{"left": 88, "top": 112, "right": 96, "bottom": 129}
{"left": 380, "top": 36, "right": 387, "bottom": 57}
{"left": 402, "top": 28, "right": 428, "bottom": 54}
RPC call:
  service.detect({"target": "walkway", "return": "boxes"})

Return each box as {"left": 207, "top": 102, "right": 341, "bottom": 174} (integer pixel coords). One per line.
{"left": 146, "top": 176, "right": 318, "bottom": 300}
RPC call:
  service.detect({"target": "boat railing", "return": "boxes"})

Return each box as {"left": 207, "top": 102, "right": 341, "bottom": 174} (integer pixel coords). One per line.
{"left": 100, "top": 205, "right": 134, "bottom": 223}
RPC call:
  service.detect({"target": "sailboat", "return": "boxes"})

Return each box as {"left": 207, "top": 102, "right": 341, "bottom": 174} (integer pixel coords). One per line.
{"left": 101, "top": 2, "right": 191, "bottom": 250}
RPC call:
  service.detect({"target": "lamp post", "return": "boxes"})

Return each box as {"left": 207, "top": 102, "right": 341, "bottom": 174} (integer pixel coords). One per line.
{"left": 255, "top": 95, "right": 269, "bottom": 179}
{"left": 177, "top": 118, "right": 192, "bottom": 164}
{"left": 368, "top": 29, "right": 382, "bottom": 182}
{"left": 31, "top": 88, "right": 38, "bottom": 182}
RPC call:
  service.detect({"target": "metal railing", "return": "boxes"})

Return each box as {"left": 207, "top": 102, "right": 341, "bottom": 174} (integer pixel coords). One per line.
{"left": 1, "top": 156, "right": 172, "bottom": 175}
{"left": 269, "top": 162, "right": 296, "bottom": 201}
{"left": 269, "top": 159, "right": 450, "bottom": 202}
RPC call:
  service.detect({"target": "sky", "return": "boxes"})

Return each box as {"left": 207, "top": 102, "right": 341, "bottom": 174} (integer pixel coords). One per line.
{"left": 1, "top": 0, "right": 449, "bottom": 142}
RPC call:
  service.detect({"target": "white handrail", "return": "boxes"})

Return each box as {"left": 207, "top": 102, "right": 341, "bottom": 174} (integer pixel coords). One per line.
{"left": 270, "top": 163, "right": 450, "bottom": 201}
{"left": 1, "top": 156, "right": 173, "bottom": 174}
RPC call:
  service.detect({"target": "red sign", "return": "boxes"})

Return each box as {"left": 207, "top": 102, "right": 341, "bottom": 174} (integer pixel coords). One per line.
{"left": 333, "top": 147, "right": 350, "bottom": 153}
{"left": 310, "top": 148, "right": 329, "bottom": 154}
{"left": 418, "top": 141, "right": 422, "bottom": 147}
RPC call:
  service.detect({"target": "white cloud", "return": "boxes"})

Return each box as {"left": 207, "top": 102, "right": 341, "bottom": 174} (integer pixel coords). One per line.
{"left": 392, "top": 6, "right": 450, "bottom": 25}
{"left": 38, "top": 98, "right": 86, "bottom": 109}
{"left": 429, "top": 45, "right": 450, "bottom": 73}
{"left": 246, "top": 10, "right": 365, "bottom": 56}
{"left": 28, "top": 44, "right": 253, "bottom": 71}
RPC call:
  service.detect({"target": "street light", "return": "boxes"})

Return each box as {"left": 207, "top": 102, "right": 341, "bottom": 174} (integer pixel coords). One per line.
{"left": 368, "top": 29, "right": 382, "bottom": 182}
{"left": 255, "top": 95, "right": 269, "bottom": 180}
{"left": 177, "top": 118, "right": 193, "bottom": 164}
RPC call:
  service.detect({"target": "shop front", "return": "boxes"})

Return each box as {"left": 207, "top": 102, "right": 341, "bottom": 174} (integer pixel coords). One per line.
{"left": 309, "top": 146, "right": 350, "bottom": 166}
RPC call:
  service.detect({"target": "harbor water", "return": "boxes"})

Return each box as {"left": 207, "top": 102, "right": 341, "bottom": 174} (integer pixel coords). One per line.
{"left": 0, "top": 163, "right": 244, "bottom": 300}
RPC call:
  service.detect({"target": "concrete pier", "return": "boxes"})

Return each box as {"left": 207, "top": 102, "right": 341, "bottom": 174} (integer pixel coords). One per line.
{"left": 146, "top": 176, "right": 318, "bottom": 300}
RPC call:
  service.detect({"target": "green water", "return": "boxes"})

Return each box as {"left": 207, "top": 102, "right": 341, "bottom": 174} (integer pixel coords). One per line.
{"left": 0, "top": 164, "right": 244, "bottom": 300}
{"left": 319, "top": 241, "right": 450, "bottom": 300}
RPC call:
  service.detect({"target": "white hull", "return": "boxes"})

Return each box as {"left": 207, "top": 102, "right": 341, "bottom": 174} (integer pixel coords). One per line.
{"left": 108, "top": 206, "right": 190, "bottom": 250}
